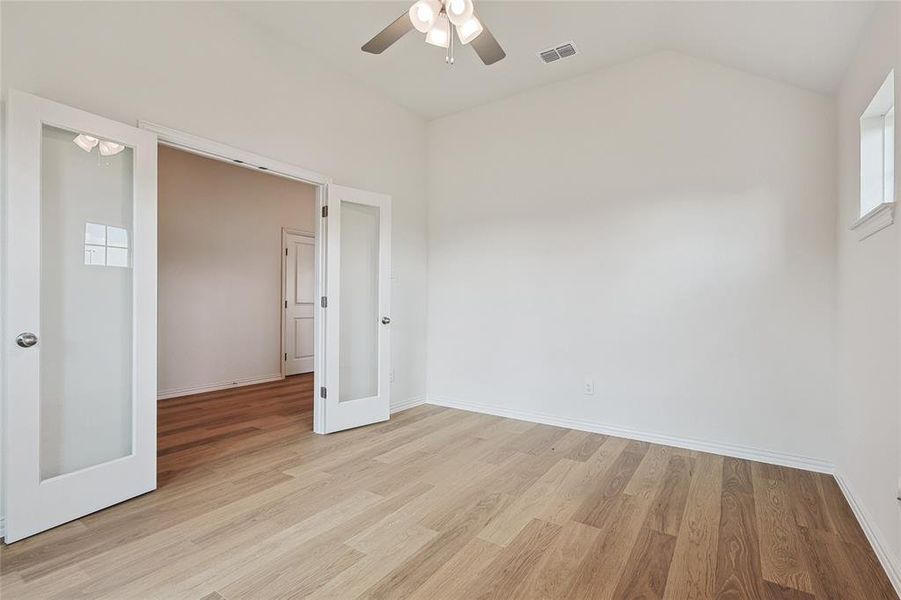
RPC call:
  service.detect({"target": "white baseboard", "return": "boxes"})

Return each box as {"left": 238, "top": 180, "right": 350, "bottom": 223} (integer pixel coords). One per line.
{"left": 391, "top": 395, "right": 427, "bottom": 414}
{"left": 834, "top": 473, "right": 901, "bottom": 596}
{"left": 427, "top": 396, "right": 835, "bottom": 474}
{"left": 157, "top": 374, "right": 285, "bottom": 400}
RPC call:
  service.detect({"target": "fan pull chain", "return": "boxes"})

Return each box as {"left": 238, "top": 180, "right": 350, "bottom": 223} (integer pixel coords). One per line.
{"left": 446, "top": 24, "right": 455, "bottom": 65}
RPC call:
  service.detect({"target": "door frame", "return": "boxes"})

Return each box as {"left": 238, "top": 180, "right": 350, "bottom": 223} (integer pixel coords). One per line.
{"left": 138, "top": 121, "right": 333, "bottom": 434}
{"left": 281, "top": 227, "right": 316, "bottom": 378}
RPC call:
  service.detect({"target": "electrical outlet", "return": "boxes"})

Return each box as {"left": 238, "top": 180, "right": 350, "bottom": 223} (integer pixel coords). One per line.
{"left": 584, "top": 379, "right": 594, "bottom": 395}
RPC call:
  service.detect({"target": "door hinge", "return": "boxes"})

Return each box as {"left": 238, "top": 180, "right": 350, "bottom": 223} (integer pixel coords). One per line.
{"left": 320, "top": 386, "right": 327, "bottom": 399}
{"left": 321, "top": 296, "right": 328, "bottom": 308}
{"left": 284, "top": 352, "right": 287, "bottom": 361}
{"left": 285, "top": 300, "right": 288, "bottom": 308}
{"left": 285, "top": 247, "right": 288, "bottom": 256}
{"left": 322, "top": 205, "right": 328, "bottom": 218}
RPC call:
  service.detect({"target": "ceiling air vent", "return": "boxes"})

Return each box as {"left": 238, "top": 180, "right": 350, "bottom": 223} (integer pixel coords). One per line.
{"left": 538, "top": 41, "right": 578, "bottom": 64}
{"left": 539, "top": 48, "right": 561, "bottom": 64}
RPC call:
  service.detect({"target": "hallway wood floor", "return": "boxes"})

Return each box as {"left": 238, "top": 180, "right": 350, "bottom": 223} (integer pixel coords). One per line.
{"left": 1, "top": 375, "right": 896, "bottom": 599}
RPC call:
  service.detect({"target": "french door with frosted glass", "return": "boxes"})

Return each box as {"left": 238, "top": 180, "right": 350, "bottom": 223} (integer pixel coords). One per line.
{"left": 4, "top": 91, "right": 157, "bottom": 542}
{"left": 318, "top": 184, "right": 391, "bottom": 433}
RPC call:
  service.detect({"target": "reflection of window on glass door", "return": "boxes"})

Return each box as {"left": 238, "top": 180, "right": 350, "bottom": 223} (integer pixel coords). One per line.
{"left": 84, "top": 222, "right": 130, "bottom": 267}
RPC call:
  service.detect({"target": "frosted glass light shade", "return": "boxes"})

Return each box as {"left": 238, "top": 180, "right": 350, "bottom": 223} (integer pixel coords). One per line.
{"left": 100, "top": 140, "right": 125, "bottom": 156}
{"left": 409, "top": 0, "right": 441, "bottom": 33}
{"left": 456, "top": 15, "right": 483, "bottom": 45}
{"left": 73, "top": 134, "right": 99, "bottom": 152}
{"left": 425, "top": 14, "right": 450, "bottom": 48}
{"left": 446, "top": 0, "right": 474, "bottom": 26}
{"left": 98, "top": 140, "right": 126, "bottom": 156}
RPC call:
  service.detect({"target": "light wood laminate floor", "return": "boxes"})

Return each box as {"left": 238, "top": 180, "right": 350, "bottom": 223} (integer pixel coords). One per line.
{"left": 1, "top": 374, "right": 896, "bottom": 599}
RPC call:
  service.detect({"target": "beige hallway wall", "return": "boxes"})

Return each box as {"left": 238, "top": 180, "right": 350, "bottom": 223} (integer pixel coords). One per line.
{"left": 158, "top": 145, "right": 316, "bottom": 397}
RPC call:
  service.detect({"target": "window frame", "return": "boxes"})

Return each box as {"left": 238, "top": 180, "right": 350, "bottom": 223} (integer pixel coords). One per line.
{"left": 852, "top": 69, "right": 895, "bottom": 241}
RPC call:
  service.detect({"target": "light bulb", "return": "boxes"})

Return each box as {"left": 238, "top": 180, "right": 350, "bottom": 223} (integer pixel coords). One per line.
{"left": 425, "top": 13, "right": 450, "bottom": 48}
{"left": 98, "top": 140, "right": 125, "bottom": 156}
{"left": 445, "top": 0, "right": 473, "bottom": 26}
{"left": 73, "top": 134, "right": 99, "bottom": 152}
{"left": 456, "top": 15, "right": 483, "bottom": 45}
{"left": 409, "top": 0, "right": 441, "bottom": 33}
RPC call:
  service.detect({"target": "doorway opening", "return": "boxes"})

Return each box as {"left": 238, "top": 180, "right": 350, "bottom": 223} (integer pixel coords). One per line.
{"left": 283, "top": 228, "right": 316, "bottom": 377}
{"left": 155, "top": 145, "right": 319, "bottom": 485}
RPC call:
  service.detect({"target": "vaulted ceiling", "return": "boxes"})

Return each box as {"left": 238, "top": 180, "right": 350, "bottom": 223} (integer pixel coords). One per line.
{"left": 233, "top": 1, "right": 877, "bottom": 119}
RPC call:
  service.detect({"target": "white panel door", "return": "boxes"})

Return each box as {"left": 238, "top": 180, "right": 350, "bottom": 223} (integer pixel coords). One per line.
{"left": 285, "top": 232, "right": 315, "bottom": 375}
{"left": 320, "top": 184, "right": 391, "bottom": 433}
{"left": 4, "top": 91, "right": 157, "bottom": 542}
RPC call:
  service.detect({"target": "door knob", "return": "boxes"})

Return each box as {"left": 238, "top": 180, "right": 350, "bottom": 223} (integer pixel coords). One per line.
{"left": 381, "top": 317, "right": 391, "bottom": 325}
{"left": 16, "top": 332, "right": 38, "bottom": 348}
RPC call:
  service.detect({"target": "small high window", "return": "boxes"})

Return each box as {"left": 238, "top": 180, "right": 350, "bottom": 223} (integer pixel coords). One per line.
{"left": 859, "top": 70, "right": 894, "bottom": 218}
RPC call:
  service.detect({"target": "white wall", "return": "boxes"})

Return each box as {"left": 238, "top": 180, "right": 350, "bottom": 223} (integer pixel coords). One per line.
{"left": 834, "top": 1, "right": 901, "bottom": 581}
{"left": 427, "top": 51, "right": 838, "bottom": 465}
{"left": 0, "top": 1, "right": 430, "bottom": 528}
{"left": 158, "top": 146, "right": 315, "bottom": 396}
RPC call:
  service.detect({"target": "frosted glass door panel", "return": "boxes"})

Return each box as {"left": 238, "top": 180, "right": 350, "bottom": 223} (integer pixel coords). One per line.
{"left": 40, "top": 125, "right": 134, "bottom": 480}
{"left": 338, "top": 201, "right": 380, "bottom": 402}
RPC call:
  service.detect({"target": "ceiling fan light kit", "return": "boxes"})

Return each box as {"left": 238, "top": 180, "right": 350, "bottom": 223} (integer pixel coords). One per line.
{"left": 425, "top": 12, "right": 451, "bottom": 48}
{"left": 73, "top": 133, "right": 125, "bottom": 156}
{"left": 456, "top": 15, "right": 483, "bottom": 45}
{"left": 445, "top": 0, "right": 474, "bottom": 26}
{"left": 362, "top": 0, "right": 506, "bottom": 66}
{"left": 73, "top": 133, "right": 99, "bottom": 152}
{"left": 409, "top": 0, "right": 441, "bottom": 33}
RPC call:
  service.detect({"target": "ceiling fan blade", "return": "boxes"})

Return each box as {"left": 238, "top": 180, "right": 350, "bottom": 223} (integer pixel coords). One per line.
{"left": 471, "top": 25, "right": 505, "bottom": 65}
{"left": 362, "top": 12, "right": 414, "bottom": 54}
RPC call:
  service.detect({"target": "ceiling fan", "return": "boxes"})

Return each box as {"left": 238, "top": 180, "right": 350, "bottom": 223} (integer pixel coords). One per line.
{"left": 362, "top": 0, "right": 506, "bottom": 66}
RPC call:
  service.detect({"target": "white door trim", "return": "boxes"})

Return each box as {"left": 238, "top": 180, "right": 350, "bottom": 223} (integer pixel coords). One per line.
{"left": 138, "top": 121, "right": 332, "bottom": 434}
{"left": 281, "top": 228, "right": 316, "bottom": 378}
{"left": 137, "top": 121, "right": 331, "bottom": 186}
